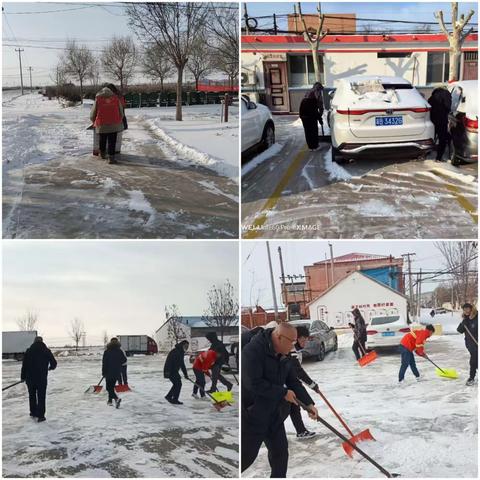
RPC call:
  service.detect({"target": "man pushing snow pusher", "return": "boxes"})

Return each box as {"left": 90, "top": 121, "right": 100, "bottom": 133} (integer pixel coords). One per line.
{"left": 190, "top": 348, "right": 217, "bottom": 399}
{"left": 398, "top": 324, "right": 435, "bottom": 383}
{"left": 102, "top": 338, "right": 126, "bottom": 408}
{"left": 164, "top": 340, "right": 189, "bottom": 405}
{"left": 457, "top": 303, "right": 478, "bottom": 386}
{"left": 205, "top": 332, "right": 233, "bottom": 393}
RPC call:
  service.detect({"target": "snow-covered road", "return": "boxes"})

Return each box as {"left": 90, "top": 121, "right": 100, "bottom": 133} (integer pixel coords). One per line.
{"left": 2, "top": 92, "right": 238, "bottom": 239}
{"left": 243, "top": 330, "right": 477, "bottom": 478}
{"left": 241, "top": 115, "right": 477, "bottom": 239}
{"left": 2, "top": 353, "right": 239, "bottom": 478}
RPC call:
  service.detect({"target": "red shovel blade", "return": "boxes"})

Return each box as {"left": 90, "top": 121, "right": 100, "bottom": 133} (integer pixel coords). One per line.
{"left": 93, "top": 385, "right": 103, "bottom": 393}
{"left": 212, "top": 400, "right": 228, "bottom": 411}
{"left": 358, "top": 350, "right": 378, "bottom": 367}
{"left": 342, "top": 429, "right": 376, "bottom": 457}
{"left": 115, "top": 384, "right": 131, "bottom": 393}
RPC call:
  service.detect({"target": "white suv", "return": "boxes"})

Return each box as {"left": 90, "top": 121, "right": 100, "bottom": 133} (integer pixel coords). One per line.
{"left": 241, "top": 95, "right": 275, "bottom": 156}
{"left": 328, "top": 76, "right": 434, "bottom": 163}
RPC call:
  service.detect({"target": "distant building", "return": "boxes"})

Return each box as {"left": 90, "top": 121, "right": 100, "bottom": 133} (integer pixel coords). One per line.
{"left": 287, "top": 13, "right": 356, "bottom": 35}
{"left": 241, "top": 306, "right": 287, "bottom": 328}
{"left": 155, "top": 316, "right": 238, "bottom": 352}
{"left": 309, "top": 270, "right": 409, "bottom": 328}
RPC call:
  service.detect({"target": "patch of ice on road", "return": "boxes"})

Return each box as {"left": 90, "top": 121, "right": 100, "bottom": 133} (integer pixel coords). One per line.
{"left": 301, "top": 158, "right": 316, "bottom": 190}
{"left": 101, "top": 177, "right": 118, "bottom": 191}
{"left": 76, "top": 469, "right": 110, "bottom": 477}
{"left": 198, "top": 180, "right": 239, "bottom": 203}
{"left": 70, "top": 179, "right": 97, "bottom": 187}
{"left": 242, "top": 143, "right": 283, "bottom": 176}
{"left": 430, "top": 166, "right": 477, "bottom": 185}
{"left": 125, "top": 190, "right": 156, "bottom": 227}
{"left": 324, "top": 148, "right": 353, "bottom": 181}
{"left": 350, "top": 199, "right": 399, "bottom": 216}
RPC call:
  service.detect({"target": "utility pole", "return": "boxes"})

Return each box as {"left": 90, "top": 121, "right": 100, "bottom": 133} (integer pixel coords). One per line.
{"left": 28, "top": 66, "right": 33, "bottom": 93}
{"left": 267, "top": 242, "right": 279, "bottom": 322}
{"left": 328, "top": 242, "right": 335, "bottom": 285}
{"left": 417, "top": 269, "right": 422, "bottom": 318}
{"left": 15, "top": 48, "right": 25, "bottom": 95}
{"left": 243, "top": 3, "right": 249, "bottom": 34}
{"left": 278, "top": 246, "right": 288, "bottom": 321}
{"left": 402, "top": 253, "right": 416, "bottom": 317}
{"left": 324, "top": 253, "right": 329, "bottom": 288}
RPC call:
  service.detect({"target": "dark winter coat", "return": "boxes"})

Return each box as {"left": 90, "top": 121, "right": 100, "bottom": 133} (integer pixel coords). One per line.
{"left": 457, "top": 309, "right": 478, "bottom": 351}
{"left": 102, "top": 343, "right": 127, "bottom": 379}
{"left": 299, "top": 97, "right": 323, "bottom": 123}
{"left": 163, "top": 343, "right": 188, "bottom": 379}
{"left": 289, "top": 343, "right": 316, "bottom": 389}
{"left": 21, "top": 341, "right": 57, "bottom": 384}
{"left": 351, "top": 314, "right": 367, "bottom": 342}
{"left": 206, "top": 332, "right": 229, "bottom": 366}
{"left": 428, "top": 88, "right": 452, "bottom": 126}
{"left": 242, "top": 328, "right": 314, "bottom": 434}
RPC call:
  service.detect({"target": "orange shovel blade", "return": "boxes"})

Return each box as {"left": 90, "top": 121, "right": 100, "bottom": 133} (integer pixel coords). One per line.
{"left": 115, "top": 384, "right": 131, "bottom": 393}
{"left": 358, "top": 350, "right": 378, "bottom": 367}
{"left": 342, "top": 429, "right": 376, "bottom": 457}
{"left": 93, "top": 385, "right": 103, "bottom": 393}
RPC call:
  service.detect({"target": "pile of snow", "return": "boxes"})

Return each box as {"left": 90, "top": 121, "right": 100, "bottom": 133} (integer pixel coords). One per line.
{"left": 242, "top": 143, "right": 283, "bottom": 176}
{"left": 324, "top": 148, "right": 353, "bottom": 182}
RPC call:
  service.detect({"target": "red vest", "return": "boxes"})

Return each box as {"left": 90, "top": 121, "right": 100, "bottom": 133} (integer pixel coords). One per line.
{"left": 400, "top": 329, "right": 431, "bottom": 355}
{"left": 193, "top": 350, "right": 217, "bottom": 372}
{"left": 95, "top": 95, "right": 122, "bottom": 126}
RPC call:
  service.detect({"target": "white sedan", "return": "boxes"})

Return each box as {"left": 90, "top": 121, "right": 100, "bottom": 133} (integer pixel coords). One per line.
{"left": 366, "top": 314, "right": 411, "bottom": 348}
{"left": 241, "top": 95, "right": 275, "bottom": 156}
{"left": 328, "top": 75, "right": 435, "bottom": 163}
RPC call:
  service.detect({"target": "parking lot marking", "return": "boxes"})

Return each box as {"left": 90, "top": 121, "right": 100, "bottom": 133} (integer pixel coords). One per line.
{"left": 243, "top": 147, "right": 308, "bottom": 239}
{"left": 430, "top": 170, "right": 478, "bottom": 224}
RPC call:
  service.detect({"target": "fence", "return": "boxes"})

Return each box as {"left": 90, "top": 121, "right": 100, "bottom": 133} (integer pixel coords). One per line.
{"left": 124, "top": 91, "right": 237, "bottom": 109}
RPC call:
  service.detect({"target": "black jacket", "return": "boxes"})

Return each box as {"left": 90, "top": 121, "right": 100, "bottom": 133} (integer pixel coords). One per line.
{"left": 102, "top": 343, "right": 127, "bottom": 379}
{"left": 299, "top": 97, "right": 323, "bottom": 123}
{"left": 351, "top": 315, "right": 367, "bottom": 342}
{"left": 207, "top": 333, "right": 229, "bottom": 366}
{"left": 164, "top": 343, "right": 188, "bottom": 378}
{"left": 21, "top": 341, "right": 57, "bottom": 384}
{"left": 290, "top": 344, "right": 316, "bottom": 389}
{"left": 242, "top": 329, "right": 314, "bottom": 434}
{"left": 428, "top": 88, "right": 452, "bottom": 125}
{"left": 457, "top": 311, "right": 478, "bottom": 351}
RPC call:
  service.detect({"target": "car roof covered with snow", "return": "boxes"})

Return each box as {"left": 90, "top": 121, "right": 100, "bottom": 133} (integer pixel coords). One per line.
{"left": 448, "top": 80, "right": 478, "bottom": 118}
{"left": 338, "top": 75, "right": 412, "bottom": 86}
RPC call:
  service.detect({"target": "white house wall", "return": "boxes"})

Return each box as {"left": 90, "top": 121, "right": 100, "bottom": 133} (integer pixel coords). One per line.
{"left": 155, "top": 323, "right": 191, "bottom": 353}
{"left": 242, "top": 52, "right": 266, "bottom": 90}
{"left": 309, "top": 272, "right": 408, "bottom": 327}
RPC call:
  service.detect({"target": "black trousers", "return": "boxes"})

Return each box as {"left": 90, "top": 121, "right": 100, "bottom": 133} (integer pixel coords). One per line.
{"left": 210, "top": 364, "right": 232, "bottom": 391}
{"left": 118, "top": 366, "right": 128, "bottom": 385}
{"left": 352, "top": 338, "right": 366, "bottom": 360}
{"left": 301, "top": 117, "right": 319, "bottom": 150}
{"left": 468, "top": 346, "right": 478, "bottom": 380}
{"left": 242, "top": 423, "right": 288, "bottom": 478}
{"left": 433, "top": 120, "right": 449, "bottom": 160}
{"left": 99, "top": 132, "right": 118, "bottom": 156}
{"left": 166, "top": 373, "right": 182, "bottom": 401}
{"left": 106, "top": 377, "right": 118, "bottom": 402}
{"left": 193, "top": 368, "right": 206, "bottom": 397}
{"left": 289, "top": 403, "right": 306, "bottom": 434}
{"left": 27, "top": 381, "right": 47, "bottom": 418}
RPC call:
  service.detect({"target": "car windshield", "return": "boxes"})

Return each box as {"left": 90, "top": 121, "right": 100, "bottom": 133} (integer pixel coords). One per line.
{"left": 382, "top": 84, "right": 413, "bottom": 90}
{"left": 371, "top": 316, "right": 400, "bottom": 325}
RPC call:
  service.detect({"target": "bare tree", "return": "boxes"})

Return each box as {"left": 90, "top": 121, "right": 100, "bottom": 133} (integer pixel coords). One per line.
{"left": 165, "top": 304, "right": 185, "bottom": 348}
{"left": 187, "top": 36, "right": 214, "bottom": 91}
{"left": 68, "top": 317, "right": 84, "bottom": 352}
{"left": 141, "top": 44, "right": 174, "bottom": 91}
{"left": 89, "top": 57, "right": 101, "bottom": 89}
{"left": 435, "top": 241, "right": 478, "bottom": 307}
{"left": 102, "top": 36, "right": 137, "bottom": 90}
{"left": 202, "top": 280, "right": 238, "bottom": 341}
{"left": 297, "top": 2, "right": 328, "bottom": 82}
{"left": 16, "top": 311, "right": 39, "bottom": 331}
{"left": 127, "top": 3, "right": 209, "bottom": 121}
{"left": 435, "top": 3, "right": 475, "bottom": 81}
{"left": 61, "top": 40, "right": 95, "bottom": 103}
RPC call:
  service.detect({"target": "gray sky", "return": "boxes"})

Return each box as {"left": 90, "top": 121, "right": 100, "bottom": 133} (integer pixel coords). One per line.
{"left": 242, "top": 240, "right": 469, "bottom": 308}
{"left": 3, "top": 241, "right": 239, "bottom": 345}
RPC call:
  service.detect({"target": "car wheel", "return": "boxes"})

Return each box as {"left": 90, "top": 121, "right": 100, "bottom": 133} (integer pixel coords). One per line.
{"left": 333, "top": 338, "right": 338, "bottom": 352}
{"left": 331, "top": 146, "right": 345, "bottom": 164}
{"left": 451, "top": 151, "right": 462, "bottom": 167}
{"left": 261, "top": 124, "right": 275, "bottom": 150}
{"left": 316, "top": 343, "right": 326, "bottom": 361}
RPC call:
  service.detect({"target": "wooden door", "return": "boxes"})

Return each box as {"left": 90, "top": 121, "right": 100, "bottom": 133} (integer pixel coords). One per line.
{"left": 264, "top": 62, "right": 290, "bottom": 112}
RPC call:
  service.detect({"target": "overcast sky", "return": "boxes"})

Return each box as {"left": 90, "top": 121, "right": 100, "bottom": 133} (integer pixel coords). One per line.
{"left": 3, "top": 241, "right": 239, "bottom": 345}
{"left": 242, "top": 240, "right": 472, "bottom": 308}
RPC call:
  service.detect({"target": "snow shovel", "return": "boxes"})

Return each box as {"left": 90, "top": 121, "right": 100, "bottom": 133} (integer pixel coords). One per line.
{"left": 2, "top": 380, "right": 24, "bottom": 392}
{"left": 351, "top": 329, "right": 378, "bottom": 367}
{"left": 464, "top": 326, "right": 478, "bottom": 346}
{"left": 423, "top": 354, "right": 458, "bottom": 379}
{"left": 313, "top": 385, "right": 375, "bottom": 457}
{"left": 85, "top": 377, "right": 104, "bottom": 393}
{"left": 296, "top": 399, "right": 400, "bottom": 478}
{"left": 115, "top": 384, "right": 131, "bottom": 393}
{"left": 318, "top": 119, "right": 331, "bottom": 142}
{"left": 185, "top": 377, "right": 229, "bottom": 411}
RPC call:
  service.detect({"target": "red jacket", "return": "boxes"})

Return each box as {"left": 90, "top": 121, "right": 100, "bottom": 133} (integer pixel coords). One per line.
{"left": 193, "top": 350, "right": 217, "bottom": 372}
{"left": 401, "top": 329, "right": 432, "bottom": 355}
{"left": 95, "top": 95, "right": 122, "bottom": 126}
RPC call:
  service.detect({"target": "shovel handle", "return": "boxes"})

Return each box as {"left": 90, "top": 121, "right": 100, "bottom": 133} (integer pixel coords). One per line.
{"left": 185, "top": 376, "right": 221, "bottom": 405}
{"left": 314, "top": 387, "right": 355, "bottom": 437}
{"left": 422, "top": 354, "right": 446, "bottom": 374}
{"left": 464, "top": 326, "right": 479, "bottom": 346}
{"left": 296, "top": 399, "right": 396, "bottom": 478}
{"left": 2, "top": 380, "right": 24, "bottom": 392}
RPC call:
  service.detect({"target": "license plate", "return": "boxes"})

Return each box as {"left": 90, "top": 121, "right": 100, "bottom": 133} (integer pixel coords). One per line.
{"left": 375, "top": 116, "right": 403, "bottom": 126}
{"left": 382, "top": 332, "right": 395, "bottom": 337}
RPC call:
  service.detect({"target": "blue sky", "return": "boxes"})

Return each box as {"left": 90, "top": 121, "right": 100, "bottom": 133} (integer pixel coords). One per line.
{"left": 242, "top": 241, "right": 468, "bottom": 309}
{"left": 3, "top": 241, "right": 239, "bottom": 345}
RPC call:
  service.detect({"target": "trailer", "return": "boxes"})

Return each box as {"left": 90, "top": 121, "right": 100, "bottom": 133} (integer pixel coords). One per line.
{"left": 117, "top": 335, "right": 158, "bottom": 356}
{"left": 2, "top": 331, "right": 38, "bottom": 360}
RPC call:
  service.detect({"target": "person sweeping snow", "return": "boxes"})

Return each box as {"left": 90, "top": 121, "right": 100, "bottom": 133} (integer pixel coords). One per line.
{"left": 191, "top": 349, "right": 217, "bottom": 398}
{"left": 398, "top": 325, "right": 435, "bottom": 383}
{"left": 102, "top": 338, "right": 126, "bottom": 408}
{"left": 299, "top": 84, "right": 324, "bottom": 151}
{"left": 457, "top": 303, "right": 478, "bottom": 386}
{"left": 164, "top": 340, "right": 189, "bottom": 405}
{"left": 348, "top": 308, "right": 368, "bottom": 361}
{"left": 205, "top": 332, "right": 232, "bottom": 393}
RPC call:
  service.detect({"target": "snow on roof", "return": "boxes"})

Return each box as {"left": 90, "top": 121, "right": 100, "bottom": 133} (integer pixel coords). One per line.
{"left": 307, "top": 270, "right": 408, "bottom": 306}
{"left": 338, "top": 75, "right": 411, "bottom": 85}
{"left": 312, "top": 252, "right": 395, "bottom": 265}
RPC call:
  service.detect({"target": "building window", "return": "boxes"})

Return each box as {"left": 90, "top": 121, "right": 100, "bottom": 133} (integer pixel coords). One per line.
{"left": 426, "top": 52, "right": 450, "bottom": 84}
{"left": 288, "top": 54, "right": 324, "bottom": 87}
{"left": 377, "top": 52, "right": 412, "bottom": 58}
{"left": 464, "top": 51, "right": 478, "bottom": 61}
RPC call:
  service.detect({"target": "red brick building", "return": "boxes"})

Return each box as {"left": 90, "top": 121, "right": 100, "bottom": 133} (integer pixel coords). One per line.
{"left": 241, "top": 306, "right": 287, "bottom": 328}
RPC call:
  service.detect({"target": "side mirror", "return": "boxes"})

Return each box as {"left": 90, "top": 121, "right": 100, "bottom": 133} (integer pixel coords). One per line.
{"left": 328, "top": 91, "right": 335, "bottom": 99}
{"left": 248, "top": 101, "right": 257, "bottom": 110}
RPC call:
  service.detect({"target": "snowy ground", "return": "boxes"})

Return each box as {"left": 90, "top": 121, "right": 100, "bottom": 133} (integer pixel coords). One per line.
{"left": 243, "top": 325, "right": 477, "bottom": 478}
{"left": 2, "top": 91, "right": 238, "bottom": 239}
{"left": 2, "top": 354, "right": 239, "bottom": 478}
{"left": 242, "top": 115, "right": 477, "bottom": 239}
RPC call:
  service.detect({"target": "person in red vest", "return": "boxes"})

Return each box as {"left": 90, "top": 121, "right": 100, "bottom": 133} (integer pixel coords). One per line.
{"left": 90, "top": 84, "right": 124, "bottom": 164}
{"left": 399, "top": 324, "right": 435, "bottom": 383}
{"left": 191, "top": 349, "right": 217, "bottom": 399}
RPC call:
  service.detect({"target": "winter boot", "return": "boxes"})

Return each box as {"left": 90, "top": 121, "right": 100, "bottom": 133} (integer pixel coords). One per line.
{"left": 296, "top": 430, "right": 317, "bottom": 440}
{"left": 107, "top": 400, "right": 113, "bottom": 406}
{"left": 100, "top": 151, "right": 107, "bottom": 160}
{"left": 115, "top": 398, "right": 122, "bottom": 409}
{"left": 466, "top": 378, "right": 475, "bottom": 386}
{"left": 415, "top": 376, "right": 422, "bottom": 382}
{"left": 37, "top": 417, "right": 46, "bottom": 423}
{"left": 171, "top": 399, "right": 183, "bottom": 405}
{"left": 227, "top": 383, "right": 233, "bottom": 391}
{"left": 107, "top": 154, "right": 117, "bottom": 164}
{"left": 192, "top": 393, "right": 199, "bottom": 399}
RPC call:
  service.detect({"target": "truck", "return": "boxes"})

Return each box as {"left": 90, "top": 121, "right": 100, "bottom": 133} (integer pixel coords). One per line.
{"left": 116, "top": 335, "right": 158, "bottom": 356}
{"left": 2, "top": 331, "right": 38, "bottom": 360}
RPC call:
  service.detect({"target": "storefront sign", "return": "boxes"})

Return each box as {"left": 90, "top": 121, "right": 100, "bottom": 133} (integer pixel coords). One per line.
{"left": 263, "top": 52, "right": 287, "bottom": 62}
